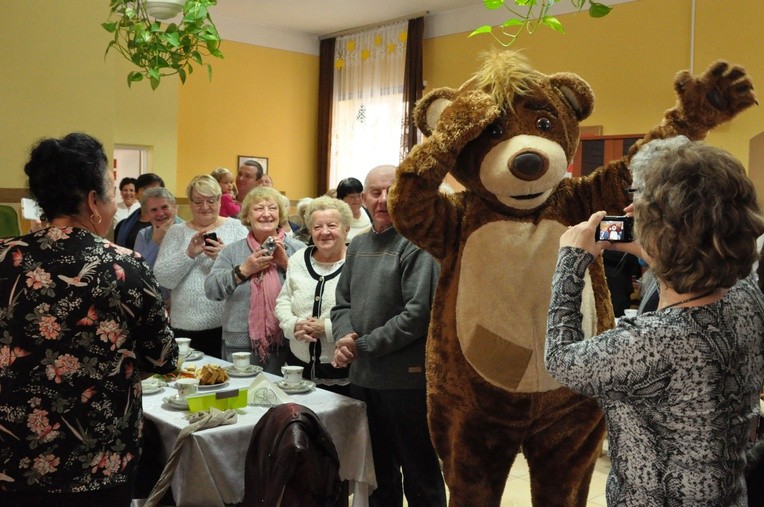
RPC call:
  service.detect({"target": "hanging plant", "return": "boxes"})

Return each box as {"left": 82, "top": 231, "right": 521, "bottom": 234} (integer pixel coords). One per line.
{"left": 470, "top": 0, "right": 613, "bottom": 46}
{"left": 103, "top": 0, "right": 224, "bottom": 89}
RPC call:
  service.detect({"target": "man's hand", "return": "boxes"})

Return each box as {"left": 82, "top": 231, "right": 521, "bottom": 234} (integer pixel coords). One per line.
{"left": 332, "top": 333, "right": 359, "bottom": 368}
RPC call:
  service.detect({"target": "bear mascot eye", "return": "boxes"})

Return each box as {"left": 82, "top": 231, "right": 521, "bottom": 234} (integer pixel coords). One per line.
{"left": 487, "top": 122, "right": 504, "bottom": 139}
{"left": 536, "top": 117, "right": 552, "bottom": 131}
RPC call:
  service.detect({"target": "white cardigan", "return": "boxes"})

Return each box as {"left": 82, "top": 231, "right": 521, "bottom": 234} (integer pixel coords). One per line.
{"left": 274, "top": 246, "right": 344, "bottom": 365}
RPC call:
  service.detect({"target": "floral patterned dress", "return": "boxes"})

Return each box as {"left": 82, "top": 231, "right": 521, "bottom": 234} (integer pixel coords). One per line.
{"left": 546, "top": 247, "right": 764, "bottom": 506}
{"left": 0, "top": 227, "right": 177, "bottom": 493}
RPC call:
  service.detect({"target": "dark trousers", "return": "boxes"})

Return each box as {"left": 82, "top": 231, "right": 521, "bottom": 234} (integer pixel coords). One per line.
{"left": 350, "top": 386, "right": 446, "bottom": 507}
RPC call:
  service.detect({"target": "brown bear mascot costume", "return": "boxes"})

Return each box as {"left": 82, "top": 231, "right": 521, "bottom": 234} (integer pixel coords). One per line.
{"left": 388, "top": 51, "right": 755, "bottom": 506}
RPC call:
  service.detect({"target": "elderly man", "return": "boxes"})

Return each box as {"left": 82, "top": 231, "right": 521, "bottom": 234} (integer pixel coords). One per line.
{"left": 331, "top": 165, "right": 446, "bottom": 507}
{"left": 235, "top": 159, "right": 264, "bottom": 205}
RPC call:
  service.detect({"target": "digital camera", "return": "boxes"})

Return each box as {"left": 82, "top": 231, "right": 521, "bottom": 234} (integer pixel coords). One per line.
{"left": 262, "top": 236, "right": 277, "bottom": 255}
{"left": 596, "top": 216, "right": 634, "bottom": 243}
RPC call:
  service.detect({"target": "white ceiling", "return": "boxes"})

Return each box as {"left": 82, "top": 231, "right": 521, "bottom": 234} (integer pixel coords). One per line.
{"left": 208, "top": 0, "right": 636, "bottom": 56}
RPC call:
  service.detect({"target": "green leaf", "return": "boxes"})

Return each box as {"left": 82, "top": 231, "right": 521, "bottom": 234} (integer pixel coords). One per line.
{"left": 191, "top": 51, "right": 203, "bottom": 65}
{"left": 501, "top": 18, "right": 525, "bottom": 28}
{"left": 150, "top": 76, "right": 160, "bottom": 90}
{"left": 164, "top": 32, "right": 181, "bottom": 47}
{"left": 102, "top": 22, "right": 117, "bottom": 33}
{"left": 148, "top": 67, "right": 160, "bottom": 80}
{"left": 178, "top": 67, "right": 187, "bottom": 83}
{"left": 483, "top": 0, "right": 505, "bottom": 10}
{"left": 469, "top": 25, "right": 493, "bottom": 38}
{"left": 207, "top": 63, "right": 213, "bottom": 81}
{"left": 541, "top": 16, "right": 565, "bottom": 34}
{"left": 589, "top": 2, "right": 613, "bottom": 18}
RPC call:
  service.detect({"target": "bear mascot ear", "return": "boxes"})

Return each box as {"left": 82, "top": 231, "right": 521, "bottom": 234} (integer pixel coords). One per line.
{"left": 549, "top": 73, "right": 595, "bottom": 121}
{"left": 414, "top": 77, "right": 481, "bottom": 137}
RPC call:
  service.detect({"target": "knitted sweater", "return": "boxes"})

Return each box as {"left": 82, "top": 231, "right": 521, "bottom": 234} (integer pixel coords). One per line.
{"left": 331, "top": 227, "right": 439, "bottom": 390}
{"left": 154, "top": 218, "right": 248, "bottom": 330}
{"left": 204, "top": 235, "right": 305, "bottom": 348}
{"left": 274, "top": 246, "right": 344, "bottom": 365}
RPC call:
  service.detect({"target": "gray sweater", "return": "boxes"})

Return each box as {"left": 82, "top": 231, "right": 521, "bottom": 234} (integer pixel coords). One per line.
{"left": 204, "top": 235, "right": 305, "bottom": 348}
{"left": 331, "top": 227, "right": 439, "bottom": 390}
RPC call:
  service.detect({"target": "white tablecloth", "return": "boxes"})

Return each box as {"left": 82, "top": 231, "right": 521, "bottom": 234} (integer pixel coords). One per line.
{"left": 141, "top": 356, "right": 376, "bottom": 506}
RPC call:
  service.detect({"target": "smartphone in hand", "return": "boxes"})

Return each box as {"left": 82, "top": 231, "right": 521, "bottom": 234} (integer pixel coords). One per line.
{"left": 203, "top": 232, "right": 218, "bottom": 245}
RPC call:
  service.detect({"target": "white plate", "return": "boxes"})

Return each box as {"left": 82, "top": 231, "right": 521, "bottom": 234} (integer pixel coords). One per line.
{"left": 142, "top": 385, "right": 164, "bottom": 395}
{"left": 198, "top": 380, "right": 229, "bottom": 390}
{"left": 225, "top": 365, "right": 263, "bottom": 377}
{"left": 183, "top": 350, "right": 204, "bottom": 361}
{"left": 277, "top": 380, "right": 315, "bottom": 394}
{"left": 162, "top": 394, "right": 189, "bottom": 409}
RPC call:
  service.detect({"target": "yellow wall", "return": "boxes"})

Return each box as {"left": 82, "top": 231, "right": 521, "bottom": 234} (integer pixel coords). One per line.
{"left": 2, "top": 0, "right": 764, "bottom": 202}
{"left": 424, "top": 0, "right": 764, "bottom": 180}
{"left": 176, "top": 41, "right": 319, "bottom": 200}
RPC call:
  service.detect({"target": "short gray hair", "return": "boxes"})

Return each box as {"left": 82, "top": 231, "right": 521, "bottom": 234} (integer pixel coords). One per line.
{"left": 141, "top": 186, "right": 176, "bottom": 207}
{"left": 629, "top": 136, "right": 690, "bottom": 190}
{"left": 305, "top": 196, "right": 353, "bottom": 229}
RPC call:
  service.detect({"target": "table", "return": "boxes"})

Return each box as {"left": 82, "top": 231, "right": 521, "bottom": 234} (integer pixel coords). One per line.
{"left": 141, "top": 356, "right": 376, "bottom": 507}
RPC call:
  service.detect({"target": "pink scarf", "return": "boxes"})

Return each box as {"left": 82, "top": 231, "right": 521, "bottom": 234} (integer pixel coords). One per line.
{"left": 246, "top": 229, "right": 286, "bottom": 360}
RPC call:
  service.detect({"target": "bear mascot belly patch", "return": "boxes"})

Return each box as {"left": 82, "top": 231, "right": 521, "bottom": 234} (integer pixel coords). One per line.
{"left": 388, "top": 50, "right": 756, "bottom": 507}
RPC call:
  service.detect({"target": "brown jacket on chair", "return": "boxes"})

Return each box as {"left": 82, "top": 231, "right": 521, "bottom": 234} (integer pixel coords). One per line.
{"left": 242, "top": 403, "right": 343, "bottom": 507}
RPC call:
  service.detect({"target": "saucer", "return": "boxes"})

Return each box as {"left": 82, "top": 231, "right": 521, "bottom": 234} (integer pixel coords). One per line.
{"left": 142, "top": 385, "right": 164, "bottom": 395}
{"left": 182, "top": 349, "right": 204, "bottom": 361}
{"left": 277, "top": 380, "right": 315, "bottom": 394}
{"left": 162, "top": 394, "right": 189, "bottom": 409}
{"left": 225, "top": 365, "right": 263, "bottom": 377}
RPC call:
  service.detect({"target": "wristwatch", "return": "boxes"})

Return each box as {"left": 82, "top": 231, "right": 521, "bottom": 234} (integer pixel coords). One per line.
{"left": 233, "top": 264, "right": 249, "bottom": 282}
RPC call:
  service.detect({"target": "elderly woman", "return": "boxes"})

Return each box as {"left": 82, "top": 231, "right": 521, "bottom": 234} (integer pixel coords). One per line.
{"left": 133, "top": 186, "right": 180, "bottom": 267}
{"left": 154, "top": 175, "right": 248, "bottom": 358}
{"left": 275, "top": 196, "right": 352, "bottom": 394}
{"left": 545, "top": 139, "right": 764, "bottom": 506}
{"left": 205, "top": 186, "right": 305, "bottom": 372}
{"left": 336, "top": 177, "right": 371, "bottom": 240}
{"left": 0, "top": 133, "right": 177, "bottom": 506}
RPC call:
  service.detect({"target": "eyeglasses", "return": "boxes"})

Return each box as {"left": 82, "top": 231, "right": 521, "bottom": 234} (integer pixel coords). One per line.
{"left": 625, "top": 187, "right": 641, "bottom": 200}
{"left": 190, "top": 196, "right": 220, "bottom": 207}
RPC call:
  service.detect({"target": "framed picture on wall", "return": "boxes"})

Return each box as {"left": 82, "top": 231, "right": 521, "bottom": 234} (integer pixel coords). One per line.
{"left": 237, "top": 155, "right": 268, "bottom": 174}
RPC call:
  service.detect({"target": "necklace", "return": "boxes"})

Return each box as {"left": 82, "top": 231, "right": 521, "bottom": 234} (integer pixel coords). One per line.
{"left": 662, "top": 288, "right": 719, "bottom": 310}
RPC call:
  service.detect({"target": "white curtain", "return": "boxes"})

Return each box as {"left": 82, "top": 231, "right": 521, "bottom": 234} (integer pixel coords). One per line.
{"left": 329, "top": 21, "right": 407, "bottom": 189}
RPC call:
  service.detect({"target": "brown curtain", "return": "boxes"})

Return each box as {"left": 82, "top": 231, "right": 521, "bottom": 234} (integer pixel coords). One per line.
{"left": 317, "top": 37, "right": 335, "bottom": 196}
{"left": 401, "top": 17, "right": 424, "bottom": 160}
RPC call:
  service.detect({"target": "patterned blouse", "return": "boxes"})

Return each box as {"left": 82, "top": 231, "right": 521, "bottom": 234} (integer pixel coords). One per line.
{"left": 0, "top": 227, "right": 177, "bottom": 493}
{"left": 546, "top": 247, "right": 764, "bottom": 506}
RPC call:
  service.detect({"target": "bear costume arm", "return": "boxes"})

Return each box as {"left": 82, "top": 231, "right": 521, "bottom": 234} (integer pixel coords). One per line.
{"left": 555, "top": 60, "right": 757, "bottom": 224}
{"left": 390, "top": 88, "right": 501, "bottom": 261}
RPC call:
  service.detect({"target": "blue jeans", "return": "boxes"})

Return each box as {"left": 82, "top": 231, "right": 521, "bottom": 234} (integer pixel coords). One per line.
{"left": 350, "top": 386, "right": 447, "bottom": 507}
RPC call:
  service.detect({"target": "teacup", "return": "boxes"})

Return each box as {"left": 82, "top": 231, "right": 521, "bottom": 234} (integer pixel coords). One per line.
{"left": 175, "top": 337, "right": 191, "bottom": 356}
{"left": 141, "top": 377, "right": 159, "bottom": 391}
{"left": 281, "top": 365, "right": 304, "bottom": 386}
{"left": 176, "top": 377, "right": 199, "bottom": 399}
{"left": 231, "top": 351, "right": 252, "bottom": 371}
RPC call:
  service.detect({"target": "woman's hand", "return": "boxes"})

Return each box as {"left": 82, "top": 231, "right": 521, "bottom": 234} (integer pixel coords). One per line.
{"left": 603, "top": 203, "right": 649, "bottom": 262}
{"left": 151, "top": 219, "right": 174, "bottom": 246}
{"left": 240, "top": 248, "right": 274, "bottom": 277}
{"left": 560, "top": 211, "right": 610, "bottom": 257}
{"left": 294, "top": 319, "right": 318, "bottom": 343}
{"left": 202, "top": 236, "right": 224, "bottom": 261}
{"left": 187, "top": 231, "right": 206, "bottom": 258}
{"left": 271, "top": 238, "right": 289, "bottom": 270}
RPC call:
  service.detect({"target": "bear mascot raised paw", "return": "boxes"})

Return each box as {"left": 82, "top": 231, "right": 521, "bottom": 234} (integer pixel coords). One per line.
{"left": 388, "top": 50, "right": 756, "bottom": 506}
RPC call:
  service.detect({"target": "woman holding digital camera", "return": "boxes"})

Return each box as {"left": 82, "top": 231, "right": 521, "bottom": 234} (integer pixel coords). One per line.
{"left": 545, "top": 138, "right": 764, "bottom": 506}
{"left": 205, "top": 186, "right": 305, "bottom": 370}
{"left": 154, "top": 175, "right": 247, "bottom": 358}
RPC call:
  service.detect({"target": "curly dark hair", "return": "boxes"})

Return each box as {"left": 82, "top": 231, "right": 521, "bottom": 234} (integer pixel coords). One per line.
{"left": 119, "top": 176, "right": 137, "bottom": 191}
{"left": 635, "top": 142, "right": 764, "bottom": 293}
{"left": 24, "top": 133, "right": 110, "bottom": 220}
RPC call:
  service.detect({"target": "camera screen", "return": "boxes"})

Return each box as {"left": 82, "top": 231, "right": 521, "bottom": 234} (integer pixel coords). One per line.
{"left": 598, "top": 219, "right": 627, "bottom": 241}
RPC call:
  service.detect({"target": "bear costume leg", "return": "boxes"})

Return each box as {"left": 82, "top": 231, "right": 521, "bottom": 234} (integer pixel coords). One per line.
{"left": 429, "top": 386, "right": 604, "bottom": 507}
{"left": 523, "top": 389, "right": 606, "bottom": 506}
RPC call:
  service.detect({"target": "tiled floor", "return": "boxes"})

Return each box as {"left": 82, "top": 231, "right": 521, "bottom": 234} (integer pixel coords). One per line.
{"left": 399, "top": 451, "right": 611, "bottom": 507}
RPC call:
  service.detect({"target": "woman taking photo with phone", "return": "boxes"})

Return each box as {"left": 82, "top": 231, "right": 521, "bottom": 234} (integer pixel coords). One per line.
{"left": 154, "top": 175, "right": 247, "bottom": 358}
{"left": 205, "top": 186, "right": 305, "bottom": 370}
{"left": 545, "top": 138, "right": 764, "bottom": 506}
